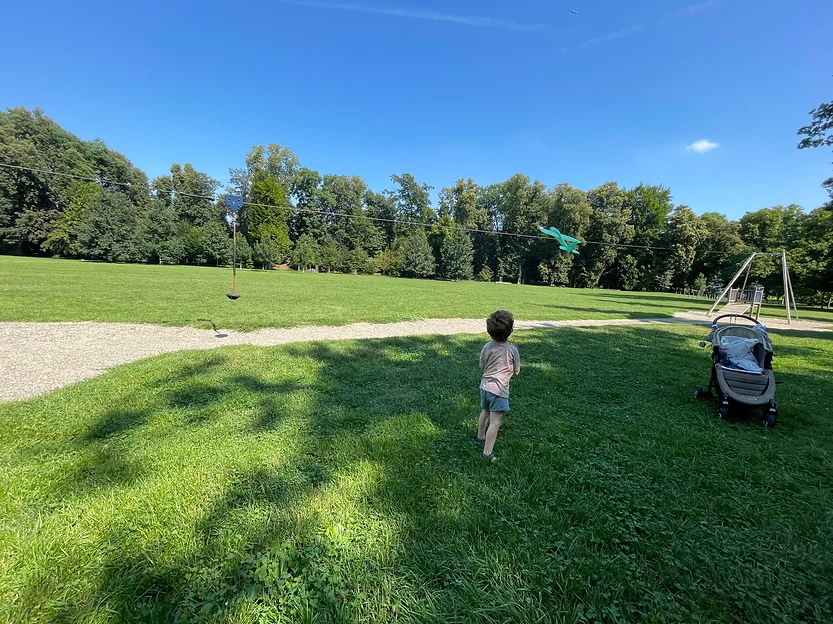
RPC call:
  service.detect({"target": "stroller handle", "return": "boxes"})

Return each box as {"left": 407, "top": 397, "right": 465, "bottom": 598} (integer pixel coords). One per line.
{"left": 711, "top": 314, "right": 761, "bottom": 325}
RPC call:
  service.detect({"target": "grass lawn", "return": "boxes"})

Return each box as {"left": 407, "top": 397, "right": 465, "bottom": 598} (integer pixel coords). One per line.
{"left": 1, "top": 325, "right": 831, "bottom": 623}
{"left": 0, "top": 256, "right": 724, "bottom": 330}
{"left": 3, "top": 256, "right": 830, "bottom": 331}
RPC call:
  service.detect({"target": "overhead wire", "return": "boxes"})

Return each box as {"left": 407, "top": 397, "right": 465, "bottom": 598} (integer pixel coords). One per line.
{"left": 0, "top": 161, "right": 738, "bottom": 255}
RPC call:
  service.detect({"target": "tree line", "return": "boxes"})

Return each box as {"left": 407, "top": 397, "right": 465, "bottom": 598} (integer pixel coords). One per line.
{"left": 1, "top": 106, "right": 831, "bottom": 306}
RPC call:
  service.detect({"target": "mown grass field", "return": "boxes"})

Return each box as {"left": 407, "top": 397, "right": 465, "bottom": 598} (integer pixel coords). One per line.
{"left": 3, "top": 256, "right": 830, "bottom": 331}
{"left": 2, "top": 324, "right": 831, "bottom": 623}
{"left": 0, "top": 255, "right": 715, "bottom": 330}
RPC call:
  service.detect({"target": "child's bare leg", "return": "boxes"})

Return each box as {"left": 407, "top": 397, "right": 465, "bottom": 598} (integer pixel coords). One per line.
{"left": 477, "top": 409, "right": 489, "bottom": 440}
{"left": 483, "top": 411, "right": 504, "bottom": 455}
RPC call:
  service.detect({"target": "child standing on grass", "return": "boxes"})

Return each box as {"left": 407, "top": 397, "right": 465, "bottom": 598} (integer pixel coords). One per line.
{"left": 475, "top": 310, "right": 520, "bottom": 464}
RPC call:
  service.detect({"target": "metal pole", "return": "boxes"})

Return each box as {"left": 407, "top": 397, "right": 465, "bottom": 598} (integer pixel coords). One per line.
{"left": 232, "top": 220, "right": 238, "bottom": 293}
{"left": 224, "top": 195, "right": 243, "bottom": 300}
{"left": 786, "top": 257, "right": 799, "bottom": 321}
{"left": 781, "top": 250, "right": 791, "bottom": 325}
{"left": 741, "top": 255, "right": 753, "bottom": 292}
{"left": 707, "top": 253, "right": 757, "bottom": 317}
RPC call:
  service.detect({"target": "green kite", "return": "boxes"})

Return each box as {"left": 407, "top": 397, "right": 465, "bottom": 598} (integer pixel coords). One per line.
{"left": 538, "top": 226, "right": 582, "bottom": 254}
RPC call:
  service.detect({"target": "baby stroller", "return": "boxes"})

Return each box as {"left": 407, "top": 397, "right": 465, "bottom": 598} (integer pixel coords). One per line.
{"left": 694, "top": 314, "right": 778, "bottom": 428}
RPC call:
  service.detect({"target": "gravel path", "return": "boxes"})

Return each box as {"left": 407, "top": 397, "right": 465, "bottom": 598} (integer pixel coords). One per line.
{"left": 1, "top": 314, "right": 828, "bottom": 403}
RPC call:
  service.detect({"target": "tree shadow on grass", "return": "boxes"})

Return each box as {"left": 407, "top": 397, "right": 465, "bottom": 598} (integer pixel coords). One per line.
{"left": 7, "top": 325, "right": 833, "bottom": 623}
{"left": 594, "top": 293, "right": 709, "bottom": 305}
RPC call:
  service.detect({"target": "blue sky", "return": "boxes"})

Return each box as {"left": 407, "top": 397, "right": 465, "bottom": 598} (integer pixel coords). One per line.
{"left": 2, "top": 0, "right": 832, "bottom": 218}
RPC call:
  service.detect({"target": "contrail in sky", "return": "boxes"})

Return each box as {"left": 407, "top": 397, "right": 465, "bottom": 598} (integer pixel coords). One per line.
{"left": 576, "top": 1, "right": 718, "bottom": 49}
{"left": 278, "top": 0, "right": 551, "bottom": 32}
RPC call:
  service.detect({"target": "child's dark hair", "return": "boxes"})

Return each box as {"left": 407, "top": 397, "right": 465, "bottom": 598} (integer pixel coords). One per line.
{"left": 487, "top": 310, "right": 514, "bottom": 342}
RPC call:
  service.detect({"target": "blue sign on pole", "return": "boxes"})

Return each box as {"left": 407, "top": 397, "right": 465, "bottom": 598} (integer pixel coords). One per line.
{"left": 225, "top": 195, "right": 244, "bottom": 212}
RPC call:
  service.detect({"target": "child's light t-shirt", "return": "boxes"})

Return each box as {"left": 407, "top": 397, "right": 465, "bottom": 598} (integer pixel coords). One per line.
{"left": 479, "top": 340, "right": 520, "bottom": 398}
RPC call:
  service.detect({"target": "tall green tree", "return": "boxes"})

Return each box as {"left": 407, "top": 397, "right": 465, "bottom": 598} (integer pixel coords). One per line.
{"left": 253, "top": 235, "right": 283, "bottom": 270}
{"left": 739, "top": 205, "right": 804, "bottom": 297}
{"left": 493, "top": 174, "right": 549, "bottom": 284}
{"left": 152, "top": 164, "right": 219, "bottom": 227}
{"left": 249, "top": 172, "right": 291, "bottom": 262}
{"left": 691, "top": 212, "right": 747, "bottom": 283}
{"left": 201, "top": 221, "right": 232, "bottom": 266}
{"left": 319, "top": 236, "right": 349, "bottom": 273}
{"left": 664, "top": 205, "right": 708, "bottom": 288}
{"left": 797, "top": 97, "right": 833, "bottom": 204}
{"left": 290, "top": 234, "right": 320, "bottom": 272}
{"left": 539, "top": 183, "right": 592, "bottom": 285}
{"left": 75, "top": 191, "right": 150, "bottom": 262}
{"left": 440, "top": 229, "right": 474, "bottom": 280}
{"left": 792, "top": 207, "right": 833, "bottom": 306}
{"left": 145, "top": 199, "right": 185, "bottom": 264}
{"left": 572, "top": 182, "right": 632, "bottom": 288}
{"left": 396, "top": 228, "right": 436, "bottom": 278}
{"left": 289, "top": 167, "right": 325, "bottom": 241}
{"left": 0, "top": 107, "right": 148, "bottom": 254}
{"left": 365, "top": 190, "right": 398, "bottom": 246}
{"left": 625, "top": 184, "right": 674, "bottom": 289}
{"left": 389, "top": 173, "right": 435, "bottom": 226}
{"left": 43, "top": 181, "right": 101, "bottom": 256}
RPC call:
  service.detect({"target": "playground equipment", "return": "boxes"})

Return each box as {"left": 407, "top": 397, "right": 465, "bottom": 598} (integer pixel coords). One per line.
{"left": 707, "top": 251, "right": 798, "bottom": 325}
{"left": 225, "top": 195, "right": 243, "bottom": 300}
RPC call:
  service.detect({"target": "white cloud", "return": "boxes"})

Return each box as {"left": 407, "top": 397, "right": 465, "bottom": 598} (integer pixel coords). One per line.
{"left": 686, "top": 139, "right": 719, "bottom": 153}
{"left": 279, "top": 0, "right": 550, "bottom": 32}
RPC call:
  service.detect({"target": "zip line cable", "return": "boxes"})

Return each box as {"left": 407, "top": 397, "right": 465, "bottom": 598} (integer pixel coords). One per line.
{"left": 0, "top": 161, "right": 737, "bottom": 255}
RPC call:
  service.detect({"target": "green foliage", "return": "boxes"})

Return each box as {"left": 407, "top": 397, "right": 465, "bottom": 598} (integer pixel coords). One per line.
{"left": 693, "top": 272, "right": 707, "bottom": 296}
{"left": 665, "top": 205, "right": 708, "bottom": 288}
{"left": 396, "top": 229, "right": 435, "bottom": 278}
{"left": 389, "top": 173, "right": 435, "bottom": 226}
{"left": 43, "top": 181, "right": 101, "bottom": 257}
{"left": 365, "top": 190, "right": 397, "bottom": 246}
{"left": 249, "top": 173, "right": 291, "bottom": 262}
{"left": 200, "top": 220, "right": 231, "bottom": 266}
{"left": 706, "top": 274, "right": 724, "bottom": 297}
{"left": 289, "top": 167, "right": 325, "bottom": 241}
{"left": 153, "top": 164, "right": 219, "bottom": 226}
{"left": 319, "top": 237, "right": 349, "bottom": 273}
{"left": 0, "top": 107, "right": 148, "bottom": 254}
{"left": 75, "top": 191, "right": 150, "bottom": 262}
{"left": 3, "top": 107, "right": 833, "bottom": 304}
{"left": 348, "top": 247, "right": 376, "bottom": 275}
{"left": 291, "top": 234, "right": 320, "bottom": 272}
{"left": 613, "top": 253, "right": 639, "bottom": 291}
{"left": 440, "top": 230, "right": 473, "bottom": 280}
{"left": 235, "top": 236, "right": 253, "bottom": 269}
{"left": 625, "top": 184, "right": 674, "bottom": 288}
{"left": 374, "top": 247, "right": 400, "bottom": 276}
{"left": 476, "top": 265, "right": 494, "bottom": 282}
{"left": 439, "top": 178, "right": 485, "bottom": 229}
{"left": 183, "top": 226, "right": 205, "bottom": 264}
{"left": 797, "top": 97, "right": 833, "bottom": 202}
{"left": 573, "top": 182, "right": 632, "bottom": 288}
{"left": 739, "top": 205, "right": 805, "bottom": 297}
{"left": 253, "top": 235, "right": 284, "bottom": 270}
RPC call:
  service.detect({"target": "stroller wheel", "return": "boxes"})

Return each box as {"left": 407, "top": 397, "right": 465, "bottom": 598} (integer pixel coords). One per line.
{"left": 718, "top": 406, "right": 730, "bottom": 419}
{"left": 694, "top": 385, "right": 705, "bottom": 399}
{"left": 764, "top": 405, "right": 777, "bottom": 428}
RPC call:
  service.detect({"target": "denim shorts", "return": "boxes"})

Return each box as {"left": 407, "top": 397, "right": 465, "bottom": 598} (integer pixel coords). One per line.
{"left": 480, "top": 389, "right": 510, "bottom": 413}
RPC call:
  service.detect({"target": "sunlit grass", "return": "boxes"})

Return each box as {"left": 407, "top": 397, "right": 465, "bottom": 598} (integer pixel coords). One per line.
{"left": 1, "top": 325, "right": 831, "bottom": 622}
{"left": 0, "top": 256, "right": 727, "bottom": 330}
